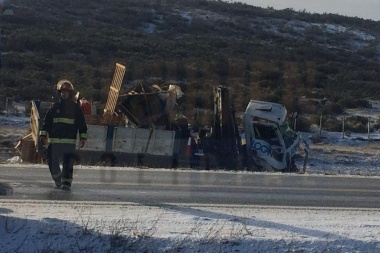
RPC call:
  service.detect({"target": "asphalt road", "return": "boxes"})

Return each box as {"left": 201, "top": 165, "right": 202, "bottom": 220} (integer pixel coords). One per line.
{"left": 1, "top": 165, "right": 379, "bottom": 208}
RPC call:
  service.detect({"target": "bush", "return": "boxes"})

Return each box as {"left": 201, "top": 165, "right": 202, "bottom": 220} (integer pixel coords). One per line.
{"left": 338, "top": 98, "right": 371, "bottom": 109}
{"left": 293, "top": 115, "right": 312, "bottom": 132}
{"left": 309, "top": 114, "right": 322, "bottom": 126}
{"left": 323, "top": 117, "right": 342, "bottom": 132}
{"left": 298, "top": 99, "right": 319, "bottom": 114}
{"left": 345, "top": 115, "right": 369, "bottom": 126}
{"left": 344, "top": 116, "right": 370, "bottom": 133}
{"left": 321, "top": 102, "right": 343, "bottom": 115}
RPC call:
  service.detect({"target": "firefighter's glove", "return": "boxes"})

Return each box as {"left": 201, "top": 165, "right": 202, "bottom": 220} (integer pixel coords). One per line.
{"left": 79, "top": 139, "right": 86, "bottom": 148}
{"left": 39, "top": 135, "right": 47, "bottom": 145}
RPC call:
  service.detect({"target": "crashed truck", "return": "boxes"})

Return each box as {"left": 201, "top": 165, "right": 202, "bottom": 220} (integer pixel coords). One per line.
{"left": 22, "top": 63, "right": 307, "bottom": 172}
{"left": 243, "top": 100, "right": 307, "bottom": 171}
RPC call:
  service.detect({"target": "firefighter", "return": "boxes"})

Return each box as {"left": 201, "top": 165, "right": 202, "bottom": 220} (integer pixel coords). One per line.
{"left": 39, "top": 80, "right": 87, "bottom": 191}
{"left": 79, "top": 97, "right": 92, "bottom": 115}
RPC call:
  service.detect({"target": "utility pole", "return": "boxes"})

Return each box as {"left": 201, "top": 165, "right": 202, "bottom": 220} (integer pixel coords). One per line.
{"left": 5, "top": 97, "right": 11, "bottom": 117}
{"left": 0, "top": 28, "right": 2, "bottom": 68}
{"left": 0, "top": 0, "right": 3, "bottom": 68}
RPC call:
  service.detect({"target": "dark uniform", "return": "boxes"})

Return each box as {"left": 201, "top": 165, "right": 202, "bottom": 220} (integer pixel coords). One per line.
{"left": 39, "top": 80, "right": 87, "bottom": 190}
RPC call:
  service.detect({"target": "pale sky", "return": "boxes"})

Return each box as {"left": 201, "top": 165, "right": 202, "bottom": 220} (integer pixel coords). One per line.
{"left": 232, "top": 0, "right": 380, "bottom": 21}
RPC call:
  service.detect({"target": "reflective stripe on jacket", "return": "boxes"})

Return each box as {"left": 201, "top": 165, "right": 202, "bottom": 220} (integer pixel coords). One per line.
{"left": 39, "top": 99, "right": 87, "bottom": 143}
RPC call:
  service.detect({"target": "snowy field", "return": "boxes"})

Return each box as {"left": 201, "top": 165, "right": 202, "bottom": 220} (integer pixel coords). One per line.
{"left": 1, "top": 114, "right": 380, "bottom": 252}
{"left": 1, "top": 200, "right": 379, "bottom": 253}
{"left": 299, "top": 100, "right": 380, "bottom": 177}
{"left": 298, "top": 128, "right": 380, "bottom": 177}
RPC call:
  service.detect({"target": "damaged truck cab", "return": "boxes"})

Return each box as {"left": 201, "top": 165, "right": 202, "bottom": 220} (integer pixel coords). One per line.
{"left": 243, "top": 100, "right": 301, "bottom": 172}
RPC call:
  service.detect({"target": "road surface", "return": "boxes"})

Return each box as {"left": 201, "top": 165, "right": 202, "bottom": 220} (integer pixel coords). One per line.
{"left": 1, "top": 165, "right": 379, "bottom": 208}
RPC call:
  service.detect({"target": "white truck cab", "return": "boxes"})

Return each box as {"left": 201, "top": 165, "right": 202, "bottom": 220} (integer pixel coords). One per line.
{"left": 243, "top": 100, "right": 301, "bottom": 171}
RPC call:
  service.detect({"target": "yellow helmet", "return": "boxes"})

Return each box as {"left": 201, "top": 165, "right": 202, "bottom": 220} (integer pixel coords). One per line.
{"left": 56, "top": 80, "right": 74, "bottom": 91}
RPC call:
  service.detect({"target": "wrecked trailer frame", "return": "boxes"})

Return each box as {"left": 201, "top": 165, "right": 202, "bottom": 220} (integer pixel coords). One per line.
{"left": 21, "top": 63, "right": 307, "bottom": 171}
{"left": 76, "top": 80, "right": 184, "bottom": 167}
{"left": 81, "top": 83, "right": 242, "bottom": 169}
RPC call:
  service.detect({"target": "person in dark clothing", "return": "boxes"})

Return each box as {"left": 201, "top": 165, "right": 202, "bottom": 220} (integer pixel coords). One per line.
{"left": 39, "top": 80, "right": 87, "bottom": 191}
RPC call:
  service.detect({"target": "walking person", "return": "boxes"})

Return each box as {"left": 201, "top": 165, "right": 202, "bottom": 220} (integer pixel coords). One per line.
{"left": 39, "top": 80, "right": 87, "bottom": 191}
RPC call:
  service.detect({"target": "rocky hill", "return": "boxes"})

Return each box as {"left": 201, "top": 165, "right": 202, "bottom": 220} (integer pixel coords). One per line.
{"left": 0, "top": 0, "right": 379, "bottom": 122}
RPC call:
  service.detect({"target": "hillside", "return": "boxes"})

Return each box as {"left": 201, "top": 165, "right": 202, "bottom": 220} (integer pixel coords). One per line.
{"left": 0, "top": 0, "right": 380, "bottom": 124}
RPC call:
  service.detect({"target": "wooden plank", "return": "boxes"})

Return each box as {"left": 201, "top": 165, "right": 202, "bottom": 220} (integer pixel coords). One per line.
{"left": 103, "top": 63, "right": 126, "bottom": 120}
{"left": 30, "top": 101, "right": 40, "bottom": 145}
{"left": 110, "top": 86, "right": 118, "bottom": 92}
{"left": 30, "top": 101, "right": 53, "bottom": 146}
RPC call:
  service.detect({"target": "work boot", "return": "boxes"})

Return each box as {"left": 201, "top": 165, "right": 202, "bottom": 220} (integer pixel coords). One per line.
{"left": 54, "top": 180, "right": 63, "bottom": 188}
{"left": 62, "top": 183, "right": 71, "bottom": 191}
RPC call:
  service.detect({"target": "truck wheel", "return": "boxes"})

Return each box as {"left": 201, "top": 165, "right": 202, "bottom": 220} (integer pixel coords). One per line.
{"left": 246, "top": 157, "right": 262, "bottom": 171}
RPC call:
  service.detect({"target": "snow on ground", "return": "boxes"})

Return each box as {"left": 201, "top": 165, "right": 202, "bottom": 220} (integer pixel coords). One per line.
{"left": 1, "top": 113, "right": 380, "bottom": 252}
{"left": 297, "top": 100, "right": 380, "bottom": 177}
{"left": 298, "top": 129, "right": 380, "bottom": 176}
{"left": 1, "top": 201, "right": 379, "bottom": 253}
